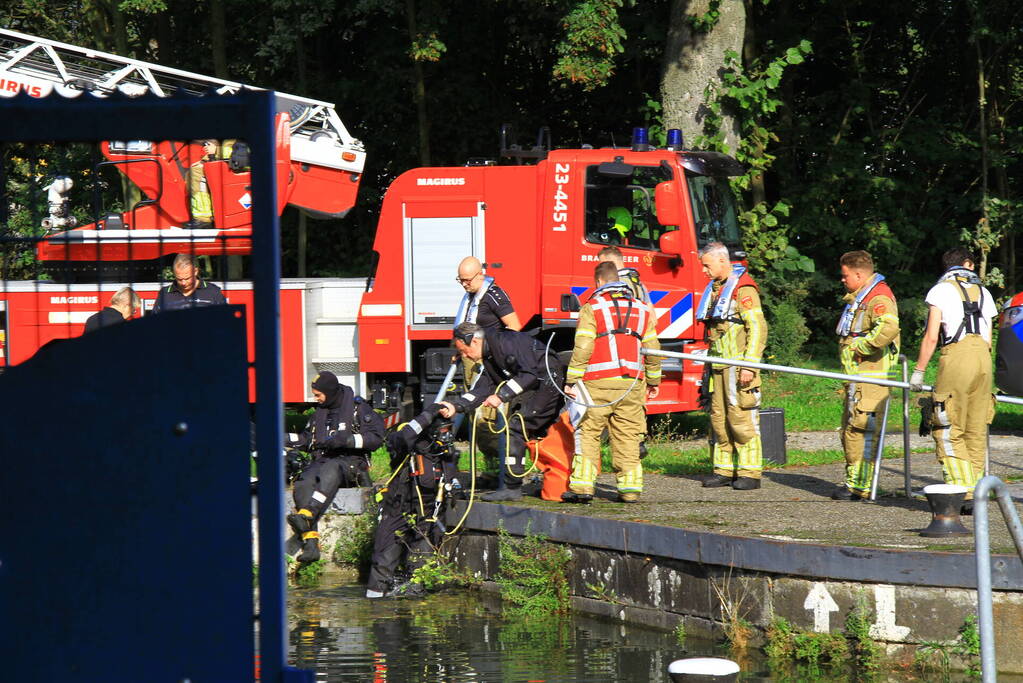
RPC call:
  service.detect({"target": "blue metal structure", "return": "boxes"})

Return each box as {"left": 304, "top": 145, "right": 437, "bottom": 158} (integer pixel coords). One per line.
{"left": 0, "top": 90, "right": 307, "bottom": 681}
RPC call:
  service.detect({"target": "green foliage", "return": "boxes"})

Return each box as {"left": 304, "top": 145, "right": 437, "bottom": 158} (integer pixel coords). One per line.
{"left": 410, "top": 555, "right": 480, "bottom": 591}
{"left": 496, "top": 524, "right": 572, "bottom": 614}
{"left": 764, "top": 294, "right": 811, "bottom": 366}
{"left": 914, "top": 616, "right": 980, "bottom": 678}
{"left": 552, "top": 0, "right": 627, "bottom": 90}
{"left": 954, "top": 614, "right": 982, "bottom": 678}
{"left": 765, "top": 616, "right": 848, "bottom": 669}
{"left": 332, "top": 512, "right": 377, "bottom": 571}
{"left": 674, "top": 620, "right": 687, "bottom": 645}
{"left": 844, "top": 595, "right": 883, "bottom": 674}
{"left": 409, "top": 32, "right": 447, "bottom": 62}
{"left": 294, "top": 558, "right": 326, "bottom": 587}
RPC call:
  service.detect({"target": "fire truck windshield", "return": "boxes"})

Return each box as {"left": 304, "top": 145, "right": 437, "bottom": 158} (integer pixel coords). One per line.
{"left": 584, "top": 164, "right": 674, "bottom": 251}
{"left": 686, "top": 173, "right": 741, "bottom": 249}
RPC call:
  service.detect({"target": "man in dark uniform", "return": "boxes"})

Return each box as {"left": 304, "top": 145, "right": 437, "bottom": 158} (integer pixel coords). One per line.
{"left": 286, "top": 371, "right": 384, "bottom": 562}
{"left": 365, "top": 403, "right": 457, "bottom": 598}
{"left": 152, "top": 253, "right": 227, "bottom": 313}
{"left": 83, "top": 287, "right": 140, "bottom": 333}
{"left": 438, "top": 321, "right": 565, "bottom": 501}
{"left": 453, "top": 255, "right": 521, "bottom": 486}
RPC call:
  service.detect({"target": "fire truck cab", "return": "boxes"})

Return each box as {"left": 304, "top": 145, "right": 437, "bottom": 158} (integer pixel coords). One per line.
{"left": 358, "top": 129, "right": 746, "bottom": 415}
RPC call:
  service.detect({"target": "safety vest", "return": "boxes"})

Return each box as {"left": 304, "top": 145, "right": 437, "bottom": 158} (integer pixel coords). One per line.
{"left": 454, "top": 275, "right": 494, "bottom": 325}
{"left": 836, "top": 274, "right": 893, "bottom": 338}
{"left": 697, "top": 264, "right": 756, "bottom": 323}
{"left": 582, "top": 284, "right": 648, "bottom": 381}
{"left": 936, "top": 268, "right": 986, "bottom": 346}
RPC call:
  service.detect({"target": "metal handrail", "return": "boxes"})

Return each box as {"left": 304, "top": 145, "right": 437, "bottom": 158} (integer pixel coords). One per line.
{"left": 973, "top": 476, "right": 1023, "bottom": 682}
{"left": 641, "top": 348, "right": 1023, "bottom": 499}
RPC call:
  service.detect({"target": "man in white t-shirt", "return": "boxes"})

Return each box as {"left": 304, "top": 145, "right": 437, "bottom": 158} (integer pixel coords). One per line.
{"left": 910, "top": 247, "right": 997, "bottom": 508}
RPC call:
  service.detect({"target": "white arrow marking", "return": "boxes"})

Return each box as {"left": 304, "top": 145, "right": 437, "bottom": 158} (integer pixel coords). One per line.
{"left": 869, "top": 584, "right": 911, "bottom": 641}
{"left": 804, "top": 582, "right": 839, "bottom": 633}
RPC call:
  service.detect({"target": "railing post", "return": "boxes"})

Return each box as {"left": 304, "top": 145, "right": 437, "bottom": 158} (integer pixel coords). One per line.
{"left": 901, "top": 355, "right": 911, "bottom": 498}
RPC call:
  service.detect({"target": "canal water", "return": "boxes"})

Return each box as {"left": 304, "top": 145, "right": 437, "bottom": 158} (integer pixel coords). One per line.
{"left": 287, "top": 579, "right": 714, "bottom": 682}
{"left": 286, "top": 578, "right": 1002, "bottom": 682}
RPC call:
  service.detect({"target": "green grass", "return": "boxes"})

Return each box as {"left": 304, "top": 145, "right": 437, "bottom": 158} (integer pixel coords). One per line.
{"left": 633, "top": 442, "right": 920, "bottom": 477}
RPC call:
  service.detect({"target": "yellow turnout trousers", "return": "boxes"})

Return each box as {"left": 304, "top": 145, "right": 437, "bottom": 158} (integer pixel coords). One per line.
{"left": 930, "top": 335, "right": 994, "bottom": 496}
{"left": 840, "top": 382, "right": 889, "bottom": 497}
{"left": 569, "top": 379, "right": 645, "bottom": 495}
{"left": 709, "top": 367, "right": 763, "bottom": 479}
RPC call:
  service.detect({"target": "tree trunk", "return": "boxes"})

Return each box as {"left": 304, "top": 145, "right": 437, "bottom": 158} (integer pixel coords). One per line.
{"left": 660, "top": 0, "right": 746, "bottom": 154}
{"left": 741, "top": 0, "right": 765, "bottom": 206}
{"left": 406, "top": 0, "right": 431, "bottom": 166}
{"left": 210, "top": 0, "right": 229, "bottom": 78}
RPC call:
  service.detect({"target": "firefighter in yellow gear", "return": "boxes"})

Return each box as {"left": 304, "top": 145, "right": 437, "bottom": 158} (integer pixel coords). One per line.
{"left": 697, "top": 242, "right": 769, "bottom": 490}
{"left": 911, "top": 247, "right": 996, "bottom": 509}
{"left": 186, "top": 139, "right": 219, "bottom": 225}
{"left": 563, "top": 261, "right": 661, "bottom": 503}
{"left": 834, "top": 250, "right": 900, "bottom": 500}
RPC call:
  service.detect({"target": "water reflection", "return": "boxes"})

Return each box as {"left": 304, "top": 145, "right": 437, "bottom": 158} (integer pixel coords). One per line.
{"left": 287, "top": 580, "right": 1017, "bottom": 682}
{"left": 287, "top": 581, "right": 708, "bottom": 682}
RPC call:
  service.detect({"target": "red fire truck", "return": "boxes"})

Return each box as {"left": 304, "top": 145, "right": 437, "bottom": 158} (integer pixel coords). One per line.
{"left": 358, "top": 128, "right": 745, "bottom": 415}
{"left": 1, "top": 30, "right": 748, "bottom": 412}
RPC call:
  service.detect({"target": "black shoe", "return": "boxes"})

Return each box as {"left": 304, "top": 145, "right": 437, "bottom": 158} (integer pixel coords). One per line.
{"left": 297, "top": 538, "right": 320, "bottom": 563}
{"left": 561, "top": 491, "right": 593, "bottom": 504}
{"left": 639, "top": 441, "right": 649, "bottom": 460}
{"left": 481, "top": 486, "right": 523, "bottom": 502}
{"left": 287, "top": 512, "right": 311, "bottom": 535}
{"left": 183, "top": 219, "right": 213, "bottom": 229}
{"left": 831, "top": 488, "right": 859, "bottom": 501}
{"left": 732, "top": 477, "right": 761, "bottom": 490}
{"left": 702, "top": 474, "right": 734, "bottom": 488}
{"left": 961, "top": 501, "right": 974, "bottom": 516}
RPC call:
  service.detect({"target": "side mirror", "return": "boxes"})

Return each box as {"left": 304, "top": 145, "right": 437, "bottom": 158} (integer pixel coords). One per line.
{"left": 654, "top": 181, "right": 682, "bottom": 226}
{"left": 659, "top": 230, "right": 684, "bottom": 256}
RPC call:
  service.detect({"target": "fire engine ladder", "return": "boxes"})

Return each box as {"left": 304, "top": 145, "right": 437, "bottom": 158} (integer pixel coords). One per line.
{"left": 0, "top": 27, "right": 365, "bottom": 175}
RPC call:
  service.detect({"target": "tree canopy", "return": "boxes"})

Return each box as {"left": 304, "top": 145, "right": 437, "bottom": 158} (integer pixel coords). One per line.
{"left": 3, "top": 0, "right": 1021, "bottom": 356}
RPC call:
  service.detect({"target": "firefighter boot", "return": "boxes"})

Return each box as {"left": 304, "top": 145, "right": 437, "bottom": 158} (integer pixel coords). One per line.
{"left": 561, "top": 491, "right": 593, "bottom": 504}
{"left": 732, "top": 477, "right": 761, "bottom": 491}
{"left": 702, "top": 473, "right": 734, "bottom": 488}
{"left": 287, "top": 509, "right": 314, "bottom": 536}
{"left": 297, "top": 532, "right": 321, "bottom": 563}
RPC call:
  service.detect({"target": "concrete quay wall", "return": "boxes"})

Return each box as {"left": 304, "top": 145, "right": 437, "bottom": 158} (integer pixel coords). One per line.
{"left": 443, "top": 501, "right": 1023, "bottom": 673}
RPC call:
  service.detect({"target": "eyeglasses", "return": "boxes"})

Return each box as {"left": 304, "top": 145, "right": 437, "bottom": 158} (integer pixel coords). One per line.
{"left": 455, "top": 271, "right": 481, "bottom": 284}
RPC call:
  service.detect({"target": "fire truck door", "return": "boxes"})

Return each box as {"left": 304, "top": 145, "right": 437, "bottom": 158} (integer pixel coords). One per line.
{"left": 404, "top": 202, "right": 485, "bottom": 326}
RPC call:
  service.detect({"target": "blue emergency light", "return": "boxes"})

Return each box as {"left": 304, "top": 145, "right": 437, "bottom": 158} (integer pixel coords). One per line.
{"left": 631, "top": 127, "right": 649, "bottom": 151}
{"left": 666, "top": 128, "right": 684, "bottom": 151}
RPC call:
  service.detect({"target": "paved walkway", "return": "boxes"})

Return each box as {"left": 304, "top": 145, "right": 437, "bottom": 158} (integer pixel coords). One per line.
{"left": 510, "top": 431, "right": 1023, "bottom": 554}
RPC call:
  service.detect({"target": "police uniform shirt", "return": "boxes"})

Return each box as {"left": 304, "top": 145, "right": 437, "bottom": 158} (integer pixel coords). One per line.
{"left": 925, "top": 280, "right": 997, "bottom": 344}
{"left": 152, "top": 279, "right": 227, "bottom": 313}
{"left": 473, "top": 282, "right": 515, "bottom": 330}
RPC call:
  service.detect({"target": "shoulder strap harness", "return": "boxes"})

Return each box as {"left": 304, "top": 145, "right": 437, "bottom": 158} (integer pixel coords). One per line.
{"left": 936, "top": 267, "right": 984, "bottom": 346}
